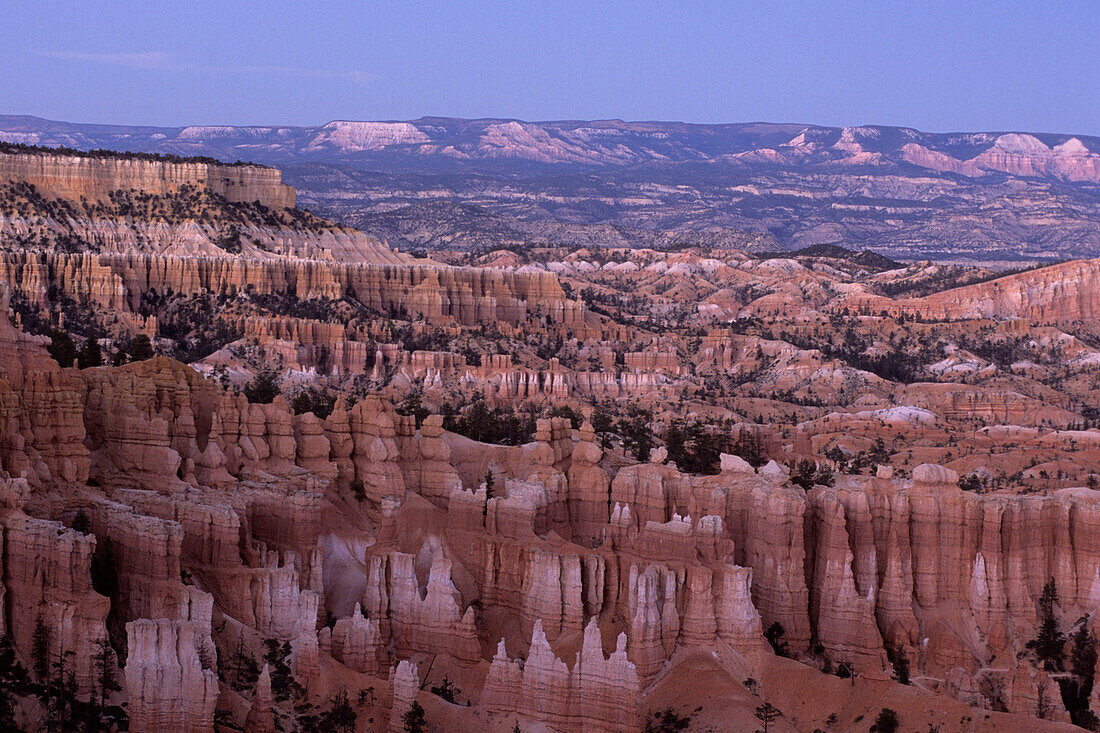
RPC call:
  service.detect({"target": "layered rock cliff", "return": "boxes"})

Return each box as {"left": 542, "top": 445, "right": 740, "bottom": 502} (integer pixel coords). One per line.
{"left": 903, "top": 259, "right": 1100, "bottom": 323}
{"left": 0, "top": 250, "right": 585, "bottom": 333}
{"left": 0, "top": 149, "right": 295, "bottom": 208}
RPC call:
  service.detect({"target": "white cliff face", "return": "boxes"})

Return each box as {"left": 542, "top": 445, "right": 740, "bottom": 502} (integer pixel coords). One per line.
{"left": 306, "top": 121, "right": 429, "bottom": 151}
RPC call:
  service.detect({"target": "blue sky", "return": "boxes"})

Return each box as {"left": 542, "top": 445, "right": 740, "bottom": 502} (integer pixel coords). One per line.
{"left": 3, "top": 1, "right": 1097, "bottom": 134}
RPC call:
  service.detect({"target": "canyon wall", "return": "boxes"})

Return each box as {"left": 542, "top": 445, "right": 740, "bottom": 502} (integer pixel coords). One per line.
{"left": 0, "top": 150, "right": 295, "bottom": 208}
{"left": 902, "top": 259, "right": 1100, "bottom": 323}
{"left": 0, "top": 251, "right": 586, "bottom": 330}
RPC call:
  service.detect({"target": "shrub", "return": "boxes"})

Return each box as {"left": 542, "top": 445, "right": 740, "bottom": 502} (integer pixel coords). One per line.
{"left": 129, "top": 334, "right": 155, "bottom": 361}
{"left": 402, "top": 700, "right": 428, "bottom": 733}
{"left": 765, "top": 622, "right": 789, "bottom": 657}
{"left": 291, "top": 388, "right": 336, "bottom": 419}
{"left": 244, "top": 366, "right": 282, "bottom": 405}
{"left": 78, "top": 337, "right": 103, "bottom": 369}
{"left": 645, "top": 707, "right": 691, "bottom": 731}
{"left": 872, "top": 708, "right": 899, "bottom": 733}
{"left": 430, "top": 676, "right": 461, "bottom": 704}
{"left": 48, "top": 331, "right": 78, "bottom": 368}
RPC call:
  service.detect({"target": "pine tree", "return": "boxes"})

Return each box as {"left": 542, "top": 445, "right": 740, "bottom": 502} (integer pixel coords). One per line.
{"left": 873, "top": 708, "right": 900, "bottom": 733}
{"left": 44, "top": 644, "right": 77, "bottom": 733}
{"left": 402, "top": 700, "right": 428, "bottom": 733}
{"left": 32, "top": 616, "right": 49, "bottom": 682}
{"left": 262, "top": 639, "right": 300, "bottom": 702}
{"left": 77, "top": 337, "right": 102, "bottom": 369}
{"left": 1030, "top": 578, "right": 1066, "bottom": 671}
{"left": 483, "top": 469, "right": 495, "bottom": 517}
{"left": 1067, "top": 623, "right": 1099, "bottom": 725}
{"left": 90, "top": 536, "right": 119, "bottom": 599}
{"left": 664, "top": 422, "right": 688, "bottom": 467}
{"left": 229, "top": 632, "right": 259, "bottom": 690}
{"left": 324, "top": 689, "right": 356, "bottom": 733}
{"left": 244, "top": 366, "right": 282, "bottom": 404}
{"left": 47, "top": 331, "right": 77, "bottom": 368}
{"left": 128, "top": 334, "right": 155, "bottom": 361}
{"left": 93, "top": 636, "right": 118, "bottom": 710}
{"left": 645, "top": 707, "right": 692, "bottom": 731}
{"left": 618, "top": 411, "right": 653, "bottom": 462}
{"left": 70, "top": 509, "right": 91, "bottom": 535}
{"left": 430, "top": 676, "right": 460, "bottom": 703}
{"left": 764, "top": 622, "right": 788, "bottom": 657}
{"left": 887, "top": 645, "right": 910, "bottom": 685}
{"left": 0, "top": 684, "right": 15, "bottom": 732}
{"left": 754, "top": 702, "right": 782, "bottom": 733}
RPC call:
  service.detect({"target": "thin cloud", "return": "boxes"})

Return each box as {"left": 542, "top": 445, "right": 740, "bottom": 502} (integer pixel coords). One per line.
{"left": 41, "top": 50, "right": 374, "bottom": 85}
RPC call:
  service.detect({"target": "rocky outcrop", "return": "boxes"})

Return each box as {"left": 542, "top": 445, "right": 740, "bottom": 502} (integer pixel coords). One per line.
{"left": 902, "top": 133, "right": 1100, "bottom": 183}
{"left": 388, "top": 660, "right": 419, "bottom": 733}
{"left": 291, "top": 590, "right": 320, "bottom": 680}
{"left": 0, "top": 300, "right": 89, "bottom": 486}
{"left": 806, "top": 490, "right": 888, "bottom": 672}
{"left": 331, "top": 603, "right": 382, "bottom": 674}
{"left": 0, "top": 243, "right": 1095, "bottom": 733}
{"left": 244, "top": 664, "right": 276, "bottom": 733}
{"left": 706, "top": 460, "right": 813, "bottom": 650}
{"left": 125, "top": 618, "right": 219, "bottom": 733}
{"left": 1, "top": 512, "right": 109, "bottom": 693}
{"left": 383, "top": 553, "right": 480, "bottom": 665}
{"left": 610, "top": 461, "right": 692, "bottom": 530}
{"left": 0, "top": 251, "right": 583, "bottom": 329}
{"left": 481, "top": 618, "right": 639, "bottom": 733}
{"left": 348, "top": 397, "right": 405, "bottom": 511}
{"left": 625, "top": 562, "right": 680, "bottom": 679}
{"left": 398, "top": 414, "right": 461, "bottom": 507}
{"left": 0, "top": 150, "right": 296, "bottom": 207}
{"left": 901, "top": 259, "right": 1100, "bottom": 324}
{"left": 565, "top": 421, "right": 610, "bottom": 544}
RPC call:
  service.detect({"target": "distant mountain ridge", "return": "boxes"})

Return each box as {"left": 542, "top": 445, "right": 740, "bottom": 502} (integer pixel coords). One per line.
{"left": 2, "top": 114, "right": 1099, "bottom": 181}
{"left": 2, "top": 114, "right": 1099, "bottom": 262}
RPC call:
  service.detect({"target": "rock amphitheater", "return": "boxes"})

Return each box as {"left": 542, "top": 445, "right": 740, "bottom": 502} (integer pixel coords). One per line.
{"left": 0, "top": 148, "right": 1097, "bottom": 731}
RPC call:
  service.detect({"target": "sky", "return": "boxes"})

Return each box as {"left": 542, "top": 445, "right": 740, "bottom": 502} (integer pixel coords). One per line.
{"left": 2, "top": 1, "right": 1098, "bottom": 134}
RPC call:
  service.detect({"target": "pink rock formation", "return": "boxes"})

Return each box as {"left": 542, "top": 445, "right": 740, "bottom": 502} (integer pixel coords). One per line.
{"left": 348, "top": 397, "right": 405, "bottom": 510}
{"left": 244, "top": 664, "right": 276, "bottom": 733}
{"left": 398, "top": 414, "right": 461, "bottom": 507}
{"left": 292, "top": 590, "right": 321, "bottom": 680}
{"left": 389, "top": 660, "right": 420, "bottom": 733}
{"left": 610, "top": 461, "right": 692, "bottom": 529}
{"left": 806, "top": 490, "right": 888, "bottom": 672}
{"left": 125, "top": 618, "right": 219, "bottom": 733}
{"left": 0, "top": 511, "right": 109, "bottom": 693}
{"left": 521, "top": 549, "right": 585, "bottom": 640}
{"left": 0, "top": 150, "right": 296, "bottom": 207}
{"left": 331, "top": 602, "right": 383, "bottom": 674}
{"left": 903, "top": 259, "right": 1100, "bottom": 324}
{"left": 626, "top": 563, "right": 680, "bottom": 679}
{"left": 384, "top": 553, "right": 480, "bottom": 665}
{"left": 481, "top": 618, "right": 640, "bottom": 732}
{"left": 0, "top": 251, "right": 584, "bottom": 329}
{"left": 565, "top": 421, "right": 610, "bottom": 544}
